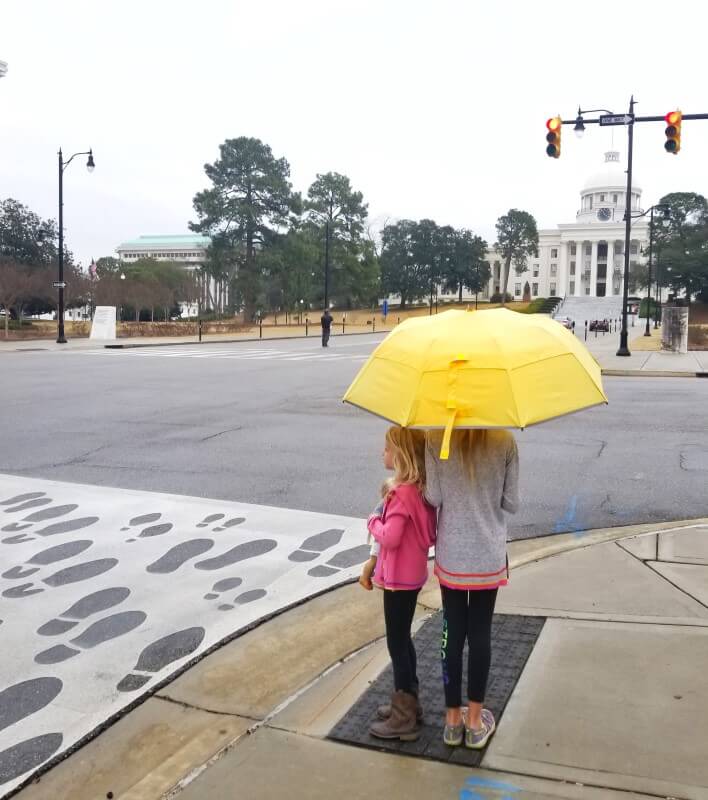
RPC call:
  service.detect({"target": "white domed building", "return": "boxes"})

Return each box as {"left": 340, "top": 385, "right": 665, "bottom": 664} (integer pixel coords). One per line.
{"left": 483, "top": 150, "right": 648, "bottom": 303}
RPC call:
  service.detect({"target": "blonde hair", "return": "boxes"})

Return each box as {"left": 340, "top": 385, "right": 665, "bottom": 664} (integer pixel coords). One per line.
{"left": 457, "top": 429, "right": 489, "bottom": 483}
{"left": 427, "top": 429, "right": 489, "bottom": 484}
{"left": 381, "top": 426, "right": 426, "bottom": 497}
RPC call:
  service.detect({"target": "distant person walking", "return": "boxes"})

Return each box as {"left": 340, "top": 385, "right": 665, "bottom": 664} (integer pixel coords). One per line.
{"left": 425, "top": 429, "right": 519, "bottom": 750}
{"left": 321, "top": 308, "right": 332, "bottom": 347}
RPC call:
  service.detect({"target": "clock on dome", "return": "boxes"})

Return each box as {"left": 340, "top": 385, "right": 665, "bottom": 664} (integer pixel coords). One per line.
{"left": 597, "top": 207, "right": 611, "bottom": 221}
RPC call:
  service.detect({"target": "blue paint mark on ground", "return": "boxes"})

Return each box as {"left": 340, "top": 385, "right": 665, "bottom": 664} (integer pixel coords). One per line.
{"left": 459, "top": 775, "right": 521, "bottom": 799}
{"left": 553, "top": 495, "right": 587, "bottom": 536}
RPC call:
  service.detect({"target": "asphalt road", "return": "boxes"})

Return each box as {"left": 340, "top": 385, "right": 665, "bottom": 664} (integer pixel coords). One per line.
{"left": 3, "top": 334, "right": 707, "bottom": 540}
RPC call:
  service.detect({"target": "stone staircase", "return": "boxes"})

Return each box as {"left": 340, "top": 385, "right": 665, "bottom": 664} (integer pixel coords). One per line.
{"left": 553, "top": 295, "right": 624, "bottom": 324}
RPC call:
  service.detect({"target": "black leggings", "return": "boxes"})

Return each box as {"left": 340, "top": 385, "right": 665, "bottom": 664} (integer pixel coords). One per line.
{"left": 383, "top": 589, "right": 420, "bottom": 695}
{"left": 440, "top": 586, "right": 497, "bottom": 707}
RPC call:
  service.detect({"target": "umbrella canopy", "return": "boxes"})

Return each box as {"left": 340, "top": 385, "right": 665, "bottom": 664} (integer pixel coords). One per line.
{"left": 343, "top": 308, "right": 607, "bottom": 458}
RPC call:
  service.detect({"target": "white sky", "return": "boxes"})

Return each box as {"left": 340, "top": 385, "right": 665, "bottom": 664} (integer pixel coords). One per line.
{"left": 2, "top": 0, "right": 707, "bottom": 266}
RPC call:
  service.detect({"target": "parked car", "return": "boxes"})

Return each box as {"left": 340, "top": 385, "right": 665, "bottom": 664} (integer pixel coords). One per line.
{"left": 589, "top": 319, "right": 610, "bottom": 332}
{"left": 555, "top": 316, "right": 574, "bottom": 330}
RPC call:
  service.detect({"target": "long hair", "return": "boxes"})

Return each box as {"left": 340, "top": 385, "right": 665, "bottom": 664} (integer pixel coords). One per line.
{"left": 381, "top": 426, "right": 426, "bottom": 497}
{"left": 455, "top": 429, "right": 489, "bottom": 482}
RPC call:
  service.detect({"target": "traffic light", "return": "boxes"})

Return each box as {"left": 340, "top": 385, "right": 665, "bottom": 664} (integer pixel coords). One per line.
{"left": 546, "top": 116, "right": 562, "bottom": 158}
{"left": 664, "top": 110, "right": 682, "bottom": 154}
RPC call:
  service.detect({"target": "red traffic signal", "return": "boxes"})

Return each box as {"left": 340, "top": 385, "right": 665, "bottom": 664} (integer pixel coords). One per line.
{"left": 664, "top": 110, "right": 682, "bottom": 154}
{"left": 546, "top": 116, "right": 562, "bottom": 158}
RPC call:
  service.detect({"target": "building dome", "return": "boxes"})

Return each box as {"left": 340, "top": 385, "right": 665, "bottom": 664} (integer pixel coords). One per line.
{"left": 582, "top": 151, "right": 641, "bottom": 192}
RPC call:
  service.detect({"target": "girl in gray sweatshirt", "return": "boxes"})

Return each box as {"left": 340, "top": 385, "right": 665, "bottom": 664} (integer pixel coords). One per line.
{"left": 425, "top": 429, "right": 519, "bottom": 750}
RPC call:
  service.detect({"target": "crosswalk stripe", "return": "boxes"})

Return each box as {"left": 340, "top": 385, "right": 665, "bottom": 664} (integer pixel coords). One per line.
{"left": 70, "top": 347, "right": 371, "bottom": 363}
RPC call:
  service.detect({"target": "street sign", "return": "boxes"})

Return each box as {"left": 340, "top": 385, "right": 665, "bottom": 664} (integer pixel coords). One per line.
{"left": 382, "top": 299, "right": 388, "bottom": 317}
{"left": 599, "top": 114, "right": 632, "bottom": 126}
{"left": 52, "top": 281, "right": 67, "bottom": 288}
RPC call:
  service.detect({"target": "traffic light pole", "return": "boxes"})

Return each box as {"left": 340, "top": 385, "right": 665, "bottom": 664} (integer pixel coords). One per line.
{"left": 617, "top": 97, "right": 635, "bottom": 356}
{"left": 557, "top": 103, "right": 708, "bottom": 356}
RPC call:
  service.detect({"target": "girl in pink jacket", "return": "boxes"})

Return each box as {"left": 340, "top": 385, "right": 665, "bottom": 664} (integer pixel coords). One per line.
{"left": 359, "top": 427, "right": 436, "bottom": 741}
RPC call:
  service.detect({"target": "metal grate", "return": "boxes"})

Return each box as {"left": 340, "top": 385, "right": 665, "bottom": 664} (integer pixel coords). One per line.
{"left": 329, "top": 613, "right": 545, "bottom": 767}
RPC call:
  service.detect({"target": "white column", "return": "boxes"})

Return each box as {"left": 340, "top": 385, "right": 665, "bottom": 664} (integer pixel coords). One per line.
{"left": 606, "top": 241, "right": 614, "bottom": 296}
{"left": 570, "top": 242, "right": 578, "bottom": 296}
{"left": 560, "top": 243, "right": 569, "bottom": 296}
{"left": 590, "top": 241, "right": 598, "bottom": 298}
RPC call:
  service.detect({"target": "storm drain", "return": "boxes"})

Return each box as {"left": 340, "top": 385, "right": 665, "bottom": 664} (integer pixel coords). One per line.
{"left": 329, "top": 612, "right": 545, "bottom": 767}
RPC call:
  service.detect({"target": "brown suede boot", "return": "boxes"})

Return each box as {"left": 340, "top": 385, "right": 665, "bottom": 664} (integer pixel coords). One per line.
{"left": 376, "top": 680, "right": 422, "bottom": 722}
{"left": 369, "top": 691, "right": 421, "bottom": 741}
{"left": 376, "top": 696, "right": 423, "bottom": 722}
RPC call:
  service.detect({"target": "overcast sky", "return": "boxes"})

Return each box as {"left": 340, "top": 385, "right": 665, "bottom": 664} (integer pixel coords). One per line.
{"left": 2, "top": 0, "right": 707, "bottom": 266}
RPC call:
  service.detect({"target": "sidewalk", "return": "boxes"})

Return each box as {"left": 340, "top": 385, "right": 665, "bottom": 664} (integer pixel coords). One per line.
{"left": 0, "top": 325, "right": 390, "bottom": 353}
{"left": 15, "top": 518, "right": 708, "bottom": 800}
{"left": 583, "top": 324, "right": 708, "bottom": 376}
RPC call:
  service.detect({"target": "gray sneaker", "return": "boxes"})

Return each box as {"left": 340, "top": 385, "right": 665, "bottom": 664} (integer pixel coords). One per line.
{"left": 443, "top": 720, "right": 464, "bottom": 746}
{"left": 464, "top": 708, "right": 495, "bottom": 750}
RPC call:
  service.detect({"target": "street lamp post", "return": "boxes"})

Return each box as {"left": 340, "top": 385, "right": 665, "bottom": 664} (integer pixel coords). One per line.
{"left": 119, "top": 272, "right": 126, "bottom": 322}
{"left": 57, "top": 147, "right": 95, "bottom": 343}
{"left": 654, "top": 250, "right": 662, "bottom": 329}
{"left": 626, "top": 204, "right": 670, "bottom": 336}
{"left": 324, "top": 220, "right": 330, "bottom": 311}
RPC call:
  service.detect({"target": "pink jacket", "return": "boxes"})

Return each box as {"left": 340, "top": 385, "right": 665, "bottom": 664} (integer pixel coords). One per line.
{"left": 368, "top": 483, "right": 437, "bottom": 591}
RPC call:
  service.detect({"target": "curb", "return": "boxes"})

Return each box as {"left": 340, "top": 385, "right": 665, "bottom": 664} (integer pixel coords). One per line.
{"left": 103, "top": 330, "right": 386, "bottom": 349}
{"left": 602, "top": 368, "right": 708, "bottom": 378}
{"left": 18, "top": 516, "right": 707, "bottom": 800}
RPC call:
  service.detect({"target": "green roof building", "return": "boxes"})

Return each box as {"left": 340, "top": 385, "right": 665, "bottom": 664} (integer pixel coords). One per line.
{"left": 115, "top": 234, "right": 211, "bottom": 264}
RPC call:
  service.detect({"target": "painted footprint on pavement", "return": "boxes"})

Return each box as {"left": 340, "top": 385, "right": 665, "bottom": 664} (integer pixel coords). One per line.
{"left": 193, "top": 539, "right": 277, "bottom": 571}
{"left": 1, "top": 493, "right": 53, "bottom": 523}
{"left": 197, "top": 513, "right": 225, "bottom": 528}
{"left": 116, "top": 627, "right": 205, "bottom": 692}
{"left": 146, "top": 539, "right": 214, "bottom": 573}
{"left": 122, "top": 513, "right": 173, "bottom": 541}
{"left": 216, "top": 588, "right": 267, "bottom": 611}
{"left": 35, "top": 610, "right": 147, "bottom": 664}
{"left": 203, "top": 576, "right": 243, "bottom": 599}
{"left": 213, "top": 517, "right": 245, "bottom": 532}
{"left": 0, "top": 733, "right": 63, "bottom": 787}
{"left": 196, "top": 513, "right": 245, "bottom": 532}
{"left": 2, "top": 540, "right": 93, "bottom": 581}
{"left": 1, "top": 499, "right": 99, "bottom": 543}
{"left": 307, "top": 544, "right": 371, "bottom": 577}
{"left": 0, "top": 677, "right": 64, "bottom": 787}
{"left": 288, "top": 528, "right": 344, "bottom": 562}
{"left": 0, "top": 492, "right": 47, "bottom": 506}
{"left": 2, "top": 504, "right": 77, "bottom": 533}
{"left": 202, "top": 577, "right": 267, "bottom": 610}
{"left": 0, "top": 677, "right": 63, "bottom": 733}
{"left": 37, "top": 587, "right": 131, "bottom": 636}
{"left": 2, "top": 558, "right": 118, "bottom": 599}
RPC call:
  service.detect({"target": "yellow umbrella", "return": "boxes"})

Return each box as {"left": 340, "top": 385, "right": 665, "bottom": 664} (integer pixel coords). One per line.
{"left": 343, "top": 308, "right": 607, "bottom": 459}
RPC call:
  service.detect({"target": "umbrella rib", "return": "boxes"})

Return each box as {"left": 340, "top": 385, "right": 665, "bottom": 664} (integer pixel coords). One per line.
{"left": 342, "top": 399, "right": 404, "bottom": 426}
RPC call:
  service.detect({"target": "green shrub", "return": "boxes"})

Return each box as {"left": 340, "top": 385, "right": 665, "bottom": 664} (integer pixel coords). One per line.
{"left": 489, "top": 292, "right": 513, "bottom": 303}
{"left": 639, "top": 298, "right": 661, "bottom": 320}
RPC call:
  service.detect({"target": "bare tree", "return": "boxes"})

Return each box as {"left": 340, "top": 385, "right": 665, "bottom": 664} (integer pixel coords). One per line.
{"left": 0, "top": 260, "right": 37, "bottom": 337}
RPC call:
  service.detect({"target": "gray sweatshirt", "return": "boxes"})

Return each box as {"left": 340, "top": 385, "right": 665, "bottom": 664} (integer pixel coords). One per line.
{"left": 424, "top": 430, "right": 519, "bottom": 590}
